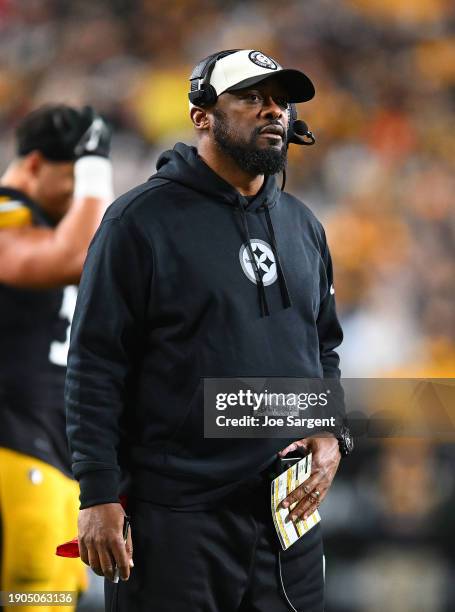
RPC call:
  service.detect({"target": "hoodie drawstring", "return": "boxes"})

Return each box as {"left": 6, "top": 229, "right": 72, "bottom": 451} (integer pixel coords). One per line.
{"left": 238, "top": 202, "right": 270, "bottom": 316}
{"left": 238, "top": 200, "right": 292, "bottom": 317}
{"left": 262, "top": 204, "right": 292, "bottom": 310}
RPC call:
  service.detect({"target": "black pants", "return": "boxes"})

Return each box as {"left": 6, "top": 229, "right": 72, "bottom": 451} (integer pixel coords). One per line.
{"left": 105, "top": 479, "right": 324, "bottom": 612}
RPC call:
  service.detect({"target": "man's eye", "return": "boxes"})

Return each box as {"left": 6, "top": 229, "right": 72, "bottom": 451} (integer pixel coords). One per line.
{"left": 247, "top": 94, "right": 261, "bottom": 103}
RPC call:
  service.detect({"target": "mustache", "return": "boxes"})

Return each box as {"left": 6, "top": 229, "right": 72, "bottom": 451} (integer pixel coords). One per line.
{"left": 251, "top": 121, "right": 287, "bottom": 142}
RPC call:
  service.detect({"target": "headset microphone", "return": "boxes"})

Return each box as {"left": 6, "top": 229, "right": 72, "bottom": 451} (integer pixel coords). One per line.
{"left": 288, "top": 119, "right": 315, "bottom": 146}
{"left": 282, "top": 111, "right": 316, "bottom": 190}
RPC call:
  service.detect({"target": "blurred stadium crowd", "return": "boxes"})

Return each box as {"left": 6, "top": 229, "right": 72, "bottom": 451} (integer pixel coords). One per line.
{"left": 0, "top": 1, "right": 453, "bottom": 611}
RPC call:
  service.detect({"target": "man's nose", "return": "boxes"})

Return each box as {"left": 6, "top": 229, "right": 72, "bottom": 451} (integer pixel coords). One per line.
{"left": 262, "top": 96, "right": 283, "bottom": 118}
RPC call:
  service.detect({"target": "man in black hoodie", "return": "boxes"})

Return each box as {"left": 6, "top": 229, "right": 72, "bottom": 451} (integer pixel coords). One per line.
{"left": 66, "top": 49, "right": 349, "bottom": 611}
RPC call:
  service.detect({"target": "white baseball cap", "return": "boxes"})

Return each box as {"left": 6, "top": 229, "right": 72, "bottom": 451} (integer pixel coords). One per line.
{"left": 209, "top": 49, "right": 315, "bottom": 103}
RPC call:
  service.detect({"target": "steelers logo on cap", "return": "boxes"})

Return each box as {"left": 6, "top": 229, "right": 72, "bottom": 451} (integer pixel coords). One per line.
{"left": 248, "top": 51, "right": 278, "bottom": 71}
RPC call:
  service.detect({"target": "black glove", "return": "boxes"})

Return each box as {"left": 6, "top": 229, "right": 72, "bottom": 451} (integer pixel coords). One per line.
{"left": 73, "top": 106, "right": 112, "bottom": 159}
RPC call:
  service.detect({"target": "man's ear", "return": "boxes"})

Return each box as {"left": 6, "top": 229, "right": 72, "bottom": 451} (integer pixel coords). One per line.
{"left": 24, "top": 150, "right": 45, "bottom": 177}
{"left": 190, "top": 106, "right": 210, "bottom": 131}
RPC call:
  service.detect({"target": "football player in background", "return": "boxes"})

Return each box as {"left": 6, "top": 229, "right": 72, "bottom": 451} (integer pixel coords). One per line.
{"left": 0, "top": 105, "right": 113, "bottom": 611}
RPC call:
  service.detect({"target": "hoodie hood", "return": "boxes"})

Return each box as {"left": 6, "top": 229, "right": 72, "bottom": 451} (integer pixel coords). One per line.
{"left": 155, "top": 142, "right": 280, "bottom": 212}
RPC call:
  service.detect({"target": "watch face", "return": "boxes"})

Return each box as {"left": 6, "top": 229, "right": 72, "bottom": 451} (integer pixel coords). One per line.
{"left": 340, "top": 427, "right": 354, "bottom": 455}
{"left": 345, "top": 433, "right": 354, "bottom": 453}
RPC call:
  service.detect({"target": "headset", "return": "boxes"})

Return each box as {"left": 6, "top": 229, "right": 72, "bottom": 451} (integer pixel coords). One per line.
{"left": 189, "top": 49, "right": 242, "bottom": 108}
{"left": 188, "top": 50, "right": 316, "bottom": 148}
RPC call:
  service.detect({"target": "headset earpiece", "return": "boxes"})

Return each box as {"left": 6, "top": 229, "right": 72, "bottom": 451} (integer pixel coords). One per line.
{"left": 188, "top": 49, "right": 241, "bottom": 108}
{"left": 188, "top": 82, "right": 218, "bottom": 107}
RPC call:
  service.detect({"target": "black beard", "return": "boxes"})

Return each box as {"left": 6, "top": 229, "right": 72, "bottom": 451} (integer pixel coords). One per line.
{"left": 212, "top": 109, "right": 287, "bottom": 175}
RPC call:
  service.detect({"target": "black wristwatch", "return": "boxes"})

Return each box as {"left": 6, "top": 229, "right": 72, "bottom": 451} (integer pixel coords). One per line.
{"left": 337, "top": 425, "right": 354, "bottom": 457}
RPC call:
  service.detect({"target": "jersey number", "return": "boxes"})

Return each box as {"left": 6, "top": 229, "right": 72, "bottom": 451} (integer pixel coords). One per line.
{"left": 48, "top": 286, "right": 78, "bottom": 367}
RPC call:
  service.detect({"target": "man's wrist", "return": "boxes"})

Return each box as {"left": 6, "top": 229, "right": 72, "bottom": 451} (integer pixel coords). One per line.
{"left": 74, "top": 156, "right": 114, "bottom": 202}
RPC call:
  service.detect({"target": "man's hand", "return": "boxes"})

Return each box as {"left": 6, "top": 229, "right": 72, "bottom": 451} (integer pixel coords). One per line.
{"left": 279, "top": 435, "right": 341, "bottom": 522}
{"left": 73, "top": 107, "right": 112, "bottom": 159}
{"left": 78, "top": 503, "right": 133, "bottom": 582}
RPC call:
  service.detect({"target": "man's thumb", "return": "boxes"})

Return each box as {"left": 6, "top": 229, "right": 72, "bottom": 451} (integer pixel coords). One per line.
{"left": 126, "top": 531, "right": 134, "bottom": 567}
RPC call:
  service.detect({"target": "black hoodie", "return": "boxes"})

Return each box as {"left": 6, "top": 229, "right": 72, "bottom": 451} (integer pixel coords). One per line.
{"left": 65, "top": 143, "right": 343, "bottom": 509}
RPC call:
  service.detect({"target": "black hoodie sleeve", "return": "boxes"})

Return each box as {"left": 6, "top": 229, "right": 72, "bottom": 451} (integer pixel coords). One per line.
{"left": 316, "top": 228, "right": 346, "bottom": 429}
{"left": 65, "top": 215, "right": 152, "bottom": 508}
{"left": 317, "top": 228, "right": 343, "bottom": 379}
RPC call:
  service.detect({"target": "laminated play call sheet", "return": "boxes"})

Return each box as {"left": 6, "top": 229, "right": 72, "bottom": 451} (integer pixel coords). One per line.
{"left": 271, "top": 452, "right": 321, "bottom": 550}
